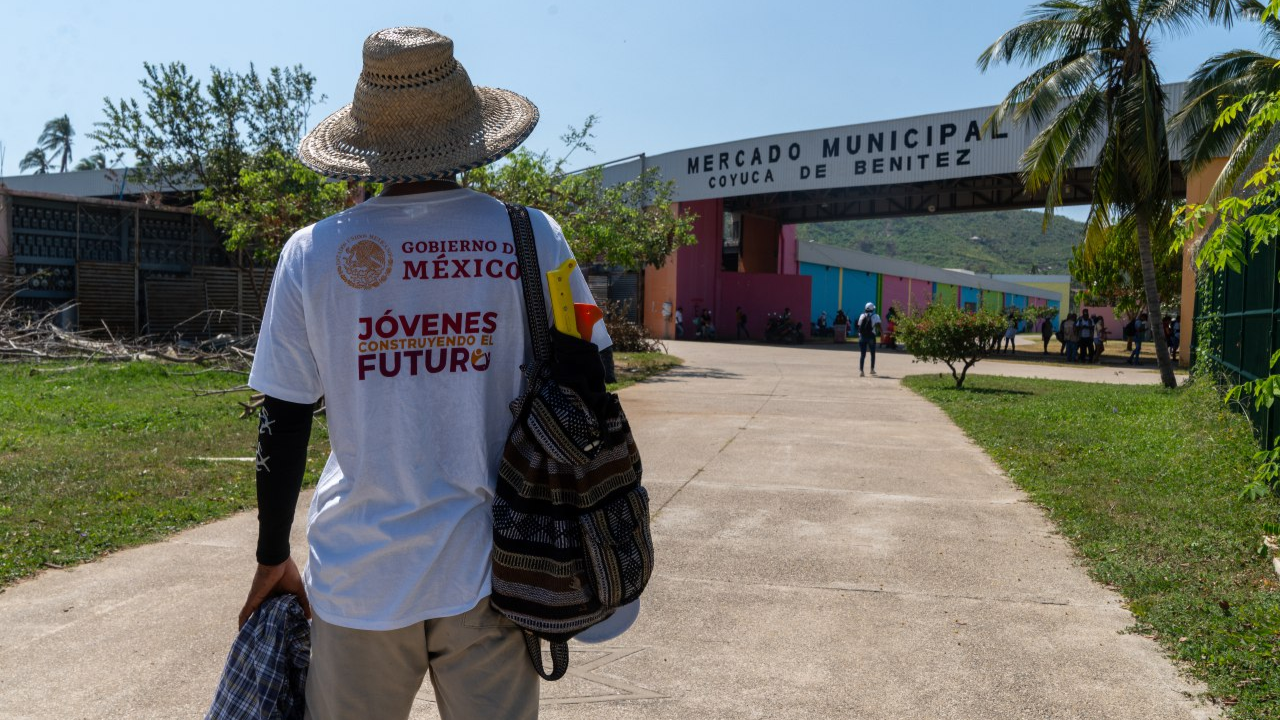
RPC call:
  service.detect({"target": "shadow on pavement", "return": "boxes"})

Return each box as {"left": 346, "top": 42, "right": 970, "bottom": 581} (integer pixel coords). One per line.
{"left": 649, "top": 366, "right": 742, "bottom": 381}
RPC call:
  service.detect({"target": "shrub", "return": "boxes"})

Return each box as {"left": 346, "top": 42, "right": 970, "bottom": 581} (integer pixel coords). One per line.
{"left": 895, "top": 304, "right": 1007, "bottom": 388}
{"left": 601, "top": 300, "right": 666, "bottom": 353}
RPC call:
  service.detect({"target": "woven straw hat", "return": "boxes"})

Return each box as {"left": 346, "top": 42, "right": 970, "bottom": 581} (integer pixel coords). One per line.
{"left": 299, "top": 27, "right": 539, "bottom": 182}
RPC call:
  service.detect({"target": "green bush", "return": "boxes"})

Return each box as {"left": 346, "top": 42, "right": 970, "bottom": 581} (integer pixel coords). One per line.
{"left": 895, "top": 304, "right": 1007, "bottom": 388}
{"left": 601, "top": 300, "right": 666, "bottom": 353}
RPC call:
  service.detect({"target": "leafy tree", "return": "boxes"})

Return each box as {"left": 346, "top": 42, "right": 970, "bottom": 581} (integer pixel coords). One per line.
{"left": 90, "top": 61, "right": 323, "bottom": 199}
{"left": 74, "top": 153, "right": 109, "bottom": 171}
{"left": 1070, "top": 213, "right": 1183, "bottom": 316}
{"left": 19, "top": 148, "right": 50, "bottom": 174}
{"left": 978, "top": 0, "right": 1201, "bottom": 388}
{"left": 35, "top": 114, "right": 75, "bottom": 171}
{"left": 89, "top": 60, "right": 332, "bottom": 295}
{"left": 464, "top": 116, "right": 697, "bottom": 270}
{"left": 1016, "top": 304, "right": 1062, "bottom": 324}
{"left": 38, "top": 115, "right": 74, "bottom": 173}
{"left": 1172, "top": 0, "right": 1280, "bottom": 204}
{"left": 1179, "top": 0, "right": 1280, "bottom": 525}
{"left": 895, "top": 304, "right": 1008, "bottom": 388}
{"left": 193, "top": 150, "right": 372, "bottom": 310}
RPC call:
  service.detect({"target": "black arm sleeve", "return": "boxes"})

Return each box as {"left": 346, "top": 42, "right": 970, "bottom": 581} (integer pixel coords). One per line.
{"left": 254, "top": 395, "right": 314, "bottom": 566}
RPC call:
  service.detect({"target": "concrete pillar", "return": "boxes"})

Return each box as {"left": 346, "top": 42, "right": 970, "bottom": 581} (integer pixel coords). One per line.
{"left": 741, "top": 214, "right": 780, "bottom": 273}
{"left": 1181, "top": 157, "right": 1229, "bottom": 368}
{"left": 645, "top": 199, "right": 722, "bottom": 340}
{"left": 644, "top": 258, "right": 677, "bottom": 340}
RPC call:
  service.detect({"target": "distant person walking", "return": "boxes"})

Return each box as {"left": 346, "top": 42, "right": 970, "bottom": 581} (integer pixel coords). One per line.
{"left": 736, "top": 306, "right": 750, "bottom": 339}
{"left": 1093, "top": 316, "right": 1106, "bottom": 362}
{"left": 675, "top": 306, "right": 684, "bottom": 339}
{"left": 1128, "top": 313, "right": 1148, "bottom": 364}
{"left": 1041, "top": 316, "right": 1054, "bottom": 354}
{"left": 856, "top": 302, "right": 881, "bottom": 377}
{"left": 1002, "top": 312, "right": 1017, "bottom": 354}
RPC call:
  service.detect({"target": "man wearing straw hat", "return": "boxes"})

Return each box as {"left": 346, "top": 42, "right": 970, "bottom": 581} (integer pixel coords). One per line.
{"left": 236, "top": 27, "right": 609, "bottom": 719}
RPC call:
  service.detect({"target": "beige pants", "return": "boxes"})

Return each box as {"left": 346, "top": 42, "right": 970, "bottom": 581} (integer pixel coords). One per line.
{"left": 306, "top": 597, "right": 539, "bottom": 720}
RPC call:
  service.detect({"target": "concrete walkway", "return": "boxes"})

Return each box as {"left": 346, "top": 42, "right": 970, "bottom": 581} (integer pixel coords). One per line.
{"left": 0, "top": 341, "right": 1211, "bottom": 719}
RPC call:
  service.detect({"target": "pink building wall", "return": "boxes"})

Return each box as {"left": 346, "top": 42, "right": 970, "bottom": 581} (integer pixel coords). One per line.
{"left": 667, "top": 199, "right": 811, "bottom": 336}
{"left": 907, "top": 278, "right": 933, "bottom": 311}
{"left": 673, "top": 199, "right": 723, "bottom": 337}
{"left": 881, "top": 275, "right": 910, "bottom": 315}
{"left": 720, "top": 272, "right": 811, "bottom": 337}
{"left": 779, "top": 225, "right": 798, "bottom": 275}
{"left": 1082, "top": 306, "right": 1124, "bottom": 342}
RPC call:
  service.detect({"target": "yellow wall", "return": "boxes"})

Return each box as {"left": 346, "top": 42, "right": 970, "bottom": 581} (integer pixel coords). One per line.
{"left": 1014, "top": 280, "right": 1069, "bottom": 320}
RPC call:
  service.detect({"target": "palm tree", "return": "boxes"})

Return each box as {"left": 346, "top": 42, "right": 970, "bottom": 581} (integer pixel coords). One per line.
{"left": 75, "top": 152, "right": 108, "bottom": 171}
{"left": 38, "top": 115, "right": 74, "bottom": 173}
{"left": 19, "top": 148, "right": 50, "bottom": 174}
{"left": 978, "top": 0, "right": 1201, "bottom": 389}
{"left": 1172, "top": 0, "right": 1280, "bottom": 203}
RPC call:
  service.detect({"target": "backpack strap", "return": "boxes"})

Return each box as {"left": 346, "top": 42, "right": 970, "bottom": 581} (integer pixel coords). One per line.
{"left": 505, "top": 203, "right": 552, "bottom": 367}
{"left": 523, "top": 627, "right": 571, "bottom": 682}
{"left": 503, "top": 201, "right": 572, "bottom": 683}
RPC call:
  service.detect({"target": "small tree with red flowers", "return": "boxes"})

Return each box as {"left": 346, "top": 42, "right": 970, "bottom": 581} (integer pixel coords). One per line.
{"left": 895, "top": 304, "right": 1007, "bottom": 389}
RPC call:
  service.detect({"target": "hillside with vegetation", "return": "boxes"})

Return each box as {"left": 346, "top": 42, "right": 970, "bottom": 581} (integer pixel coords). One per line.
{"left": 795, "top": 209, "right": 1085, "bottom": 275}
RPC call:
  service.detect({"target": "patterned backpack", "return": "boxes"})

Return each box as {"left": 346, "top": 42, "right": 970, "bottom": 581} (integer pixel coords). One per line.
{"left": 490, "top": 204, "right": 654, "bottom": 681}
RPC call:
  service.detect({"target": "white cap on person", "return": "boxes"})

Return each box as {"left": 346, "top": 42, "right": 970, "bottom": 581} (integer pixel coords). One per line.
{"left": 865, "top": 302, "right": 875, "bottom": 311}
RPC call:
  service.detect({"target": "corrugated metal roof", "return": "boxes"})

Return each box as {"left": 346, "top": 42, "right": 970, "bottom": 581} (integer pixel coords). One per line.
{"left": 797, "top": 242, "right": 1057, "bottom": 299}
{"left": 0, "top": 185, "right": 193, "bottom": 213}
{"left": 0, "top": 169, "right": 199, "bottom": 198}
{"left": 990, "top": 274, "right": 1071, "bottom": 284}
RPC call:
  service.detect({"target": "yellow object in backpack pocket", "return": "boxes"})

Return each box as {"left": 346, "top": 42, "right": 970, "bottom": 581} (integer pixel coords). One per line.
{"left": 546, "top": 258, "right": 580, "bottom": 338}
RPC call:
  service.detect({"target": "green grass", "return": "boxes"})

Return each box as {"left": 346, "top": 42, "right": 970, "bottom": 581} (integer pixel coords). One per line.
{"left": 0, "top": 361, "right": 329, "bottom": 587}
{"left": 903, "top": 374, "right": 1280, "bottom": 718}
{"left": 609, "top": 352, "right": 684, "bottom": 391}
{"left": 0, "top": 352, "right": 682, "bottom": 588}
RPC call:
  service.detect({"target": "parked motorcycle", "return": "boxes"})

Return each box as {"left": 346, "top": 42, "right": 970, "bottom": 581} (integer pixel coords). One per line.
{"left": 764, "top": 313, "right": 805, "bottom": 344}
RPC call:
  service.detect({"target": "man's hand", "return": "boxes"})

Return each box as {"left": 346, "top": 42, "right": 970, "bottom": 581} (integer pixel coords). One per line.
{"left": 238, "top": 557, "right": 311, "bottom": 628}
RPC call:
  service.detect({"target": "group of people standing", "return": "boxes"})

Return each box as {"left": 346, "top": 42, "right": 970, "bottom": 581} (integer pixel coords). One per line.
{"left": 1049, "top": 310, "right": 1175, "bottom": 365}
{"left": 674, "top": 306, "right": 728, "bottom": 340}
{"left": 1055, "top": 309, "right": 1106, "bottom": 363}
{"left": 677, "top": 301, "right": 1179, "bottom": 371}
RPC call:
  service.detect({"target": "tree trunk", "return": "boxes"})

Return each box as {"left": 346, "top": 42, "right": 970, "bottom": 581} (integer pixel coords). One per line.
{"left": 1135, "top": 211, "right": 1178, "bottom": 388}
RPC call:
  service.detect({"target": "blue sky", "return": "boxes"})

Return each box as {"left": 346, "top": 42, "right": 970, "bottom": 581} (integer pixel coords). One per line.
{"left": 0, "top": 0, "right": 1266, "bottom": 218}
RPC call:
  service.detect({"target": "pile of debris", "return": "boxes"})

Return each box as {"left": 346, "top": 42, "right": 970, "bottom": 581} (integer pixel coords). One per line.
{"left": 0, "top": 272, "right": 259, "bottom": 373}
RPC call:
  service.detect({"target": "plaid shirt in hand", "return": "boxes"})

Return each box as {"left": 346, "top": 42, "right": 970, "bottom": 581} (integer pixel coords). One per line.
{"left": 205, "top": 595, "right": 310, "bottom": 720}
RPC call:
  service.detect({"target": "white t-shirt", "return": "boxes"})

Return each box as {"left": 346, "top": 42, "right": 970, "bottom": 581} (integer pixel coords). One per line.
{"left": 249, "top": 188, "right": 611, "bottom": 631}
